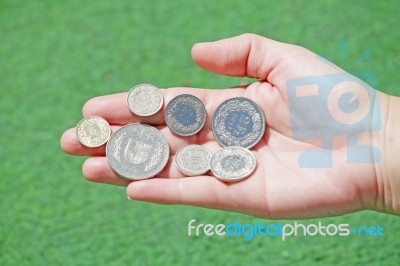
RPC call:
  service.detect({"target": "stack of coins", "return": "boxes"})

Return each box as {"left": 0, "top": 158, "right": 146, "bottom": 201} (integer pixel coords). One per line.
{"left": 76, "top": 83, "right": 265, "bottom": 182}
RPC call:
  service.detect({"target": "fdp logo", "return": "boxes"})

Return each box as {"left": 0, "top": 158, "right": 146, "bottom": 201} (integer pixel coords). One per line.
{"left": 286, "top": 51, "right": 382, "bottom": 168}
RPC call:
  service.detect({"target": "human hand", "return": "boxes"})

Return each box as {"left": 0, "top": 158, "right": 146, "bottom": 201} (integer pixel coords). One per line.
{"left": 61, "top": 33, "right": 399, "bottom": 218}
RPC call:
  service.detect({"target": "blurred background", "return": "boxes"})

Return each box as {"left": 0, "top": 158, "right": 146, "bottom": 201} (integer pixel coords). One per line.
{"left": 1, "top": 0, "right": 399, "bottom": 265}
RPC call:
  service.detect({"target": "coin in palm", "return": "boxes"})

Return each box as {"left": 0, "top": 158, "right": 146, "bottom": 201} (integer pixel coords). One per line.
{"left": 106, "top": 123, "right": 169, "bottom": 180}
{"left": 127, "top": 84, "right": 163, "bottom": 116}
{"left": 212, "top": 97, "right": 265, "bottom": 149}
{"left": 76, "top": 116, "right": 111, "bottom": 148}
{"left": 165, "top": 94, "right": 206, "bottom": 136}
{"left": 174, "top": 145, "right": 212, "bottom": 176}
{"left": 210, "top": 146, "right": 256, "bottom": 182}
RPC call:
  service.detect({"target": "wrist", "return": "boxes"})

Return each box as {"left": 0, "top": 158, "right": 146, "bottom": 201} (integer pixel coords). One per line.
{"left": 374, "top": 92, "right": 400, "bottom": 215}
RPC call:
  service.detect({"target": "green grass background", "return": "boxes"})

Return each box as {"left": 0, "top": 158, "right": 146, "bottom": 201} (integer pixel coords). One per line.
{"left": 1, "top": 0, "right": 399, "bottom": 265}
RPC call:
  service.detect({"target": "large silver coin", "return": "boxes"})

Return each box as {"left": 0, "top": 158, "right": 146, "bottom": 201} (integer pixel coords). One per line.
{"left": 127, "top": 84, "right": 163, "bottom": 116}
{"left": 212, "top": 97, "right": 265, "bottom": 149}
{"left": 164, "top": 94, "right": 206, "bottom": 136}
{"left": 174, "top": 145, "right": 212, "bottom": 176}
{"left": 76, "top": 116, "right": 111, "bottom": 148}
{"left": 210, "top": 146, "right": 256, "bottom": 182}
{"left": 106, "top": 124, "right": 169, "bottom": 180}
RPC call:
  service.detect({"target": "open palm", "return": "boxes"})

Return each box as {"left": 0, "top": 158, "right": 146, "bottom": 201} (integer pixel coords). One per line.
{"left": 61, "top": 34, "right": 380, "bottom": 219}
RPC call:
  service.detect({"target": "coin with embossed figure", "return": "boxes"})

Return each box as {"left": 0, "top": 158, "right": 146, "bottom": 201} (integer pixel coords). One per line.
{"left": 106, "top": 123, "right": 169, "bottom": 180}
{"left": 76, "top": 116, "right": 111, "bottom": 148}
{"left": 127, "top": 84, "right": 163, "bottom": 116}
{"left": 212, "top": 97, "right": 265, "bottom": 149}
{"left": 210, "top": 146, "right": 256, "bottom": 182}
{"left": 165, "top": 94, "right": 206, "bottom": 136}
{"left": 174, "top": 145, "right": 212, "bottom": 176}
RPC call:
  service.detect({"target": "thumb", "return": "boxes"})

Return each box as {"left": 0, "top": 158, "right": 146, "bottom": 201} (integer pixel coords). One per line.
{"left": 191, "top": 33, "right": 305, "bottom": 80}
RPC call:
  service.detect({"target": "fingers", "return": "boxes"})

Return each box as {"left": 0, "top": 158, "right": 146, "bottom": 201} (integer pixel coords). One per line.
{"left": 80, "top": 140, "right": 223, "bottom": 186}
{"left": 61, "top": 83, "right": 284, "bottom": 156}
{"left": 191, "top": 33, "right": 309, "bottom": 80}
{"left": 82, "top": 155, "right": 193, "bottom": 186}
{"left": 82, "top": 93, "right": 132, "bottom": 125}
{"left": 82, "top": 87, "right": 240, "bottom": 126}
{"left": 60, "top": 126, "right": 120, "bottom": 156}
{"left": 82, "top": 157, "right": 130, "bottom": 186}
{"left": 126, "top": 177, "right": 236, "bottom": 210}
{"left": 61, "top": 124, "right": 217, "bottom": 156}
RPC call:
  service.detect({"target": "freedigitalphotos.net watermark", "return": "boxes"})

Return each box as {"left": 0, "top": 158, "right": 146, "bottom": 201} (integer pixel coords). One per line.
{"left": 188, "top": 219, "right": 383, "bottom": 241}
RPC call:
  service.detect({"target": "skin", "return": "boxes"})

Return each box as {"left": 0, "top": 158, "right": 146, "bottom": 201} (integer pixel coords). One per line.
{"left": 60, "top": 33, "right": 400, "bottom": 219}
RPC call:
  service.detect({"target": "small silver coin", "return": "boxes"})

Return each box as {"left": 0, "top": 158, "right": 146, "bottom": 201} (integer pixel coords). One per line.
{"left": 174, "top": 145, "right": 212, "bottom": 176}
{"left": 127, "top": 84, "right": 163, "bottom": 117}
{"left": 212, "top": 97, "right": 265, "bottom": 149}
{"left": 106, "top": 123, "right": 169, "bottom": 180}
{"left": 210, "top": 146, "right": 256, "bottom": 182}
{"left": 76, "top": 116, "right": 111, "bottom": 148}
{"left": 165, "top": 94, "right": 206, "bottom": 136}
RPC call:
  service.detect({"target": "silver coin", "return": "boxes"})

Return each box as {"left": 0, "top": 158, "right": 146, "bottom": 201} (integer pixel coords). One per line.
{"left": 210, "top": 146, "right": 256, "bottom": 182}
{"left": 165, "top": 94, "right": 206, "bottom": 136}
{"left": 76, "top": 116, "right": 111, "bottom": 148}
{"left": 212, "top": 97, "right": 265, "bottom": 149}
{"left": 127, "top": 84, "right": 163, "bottom": 116}
{"left": 174, "top": 145, "right": 212, "bottom": 176}
{"left": 106, "top": 123, "right": 169, "bottom": 180}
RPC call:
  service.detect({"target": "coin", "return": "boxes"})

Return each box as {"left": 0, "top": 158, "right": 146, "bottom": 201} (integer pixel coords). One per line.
{"left": 212, "top": 97, "right": 265, "bottom": 149}
{"left": 165, "top": 94, "right": 206, "bottom": 136}
{"left": 174, "top": 145, "right": 212, "bottom": 176}
{"left": 106, "top": 123, "right": 169, "bottom": 180}
{"left": 127, "top": 84, "right": 163, "bottom": 116}
{"left": 76, "top": 116, "right": 111, "bottom": 148}
{"left": 210, "top": 146, "right": 256, "bottom": 182}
